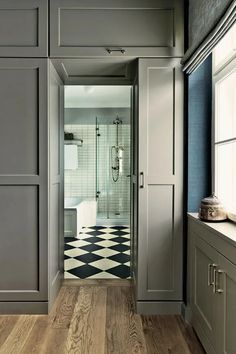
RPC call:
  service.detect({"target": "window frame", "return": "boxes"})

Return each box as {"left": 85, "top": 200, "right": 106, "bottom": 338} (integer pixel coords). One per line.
{"left": 212, "top": 38, "right": 236, "bottom": 221}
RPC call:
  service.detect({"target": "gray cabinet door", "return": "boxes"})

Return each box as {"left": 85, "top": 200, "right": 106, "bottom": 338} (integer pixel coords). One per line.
{"left": 48, "top": 61, "right": 64, "bottom": 309}
{"left": 0, "top": 0, "right": 48, "bottom": 57}
{"left": 50, "top": 0, "right": 184, "bottom": 58}
{"left": 192, "top": 235, "right": 218, "bottom": 352}
{"left": 217, "top": 254, "right": 236, "bottom": 354}
{"left": 0, "top": 58, "right": 48, "bottom": 301}
{"left": 137, "top": 58, "right": 183, "bottom": 301}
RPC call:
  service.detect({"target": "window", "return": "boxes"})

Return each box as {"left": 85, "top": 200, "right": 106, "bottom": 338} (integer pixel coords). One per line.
{"left": 213, "top": 22, "right": 236, "bottom": 221}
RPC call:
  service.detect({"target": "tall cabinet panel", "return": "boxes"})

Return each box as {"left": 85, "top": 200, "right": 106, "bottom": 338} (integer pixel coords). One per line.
{"left": 0, "top": 0, "right": 48, "bottom": 57}
{"left": 136, "top": 59, "right": 183, "bottom": 312}
{"left": 0, "top": 59, "right": 48, "bottom": 305}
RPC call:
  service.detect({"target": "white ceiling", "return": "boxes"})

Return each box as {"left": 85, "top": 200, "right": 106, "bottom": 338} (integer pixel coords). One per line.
{"left": 64, "top": 86, "right": 131, "bottom": 108}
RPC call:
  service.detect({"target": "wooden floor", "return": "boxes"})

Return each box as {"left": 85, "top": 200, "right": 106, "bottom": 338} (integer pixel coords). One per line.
{"left": 0, "top": 280, "right": 205, "bottom": 354}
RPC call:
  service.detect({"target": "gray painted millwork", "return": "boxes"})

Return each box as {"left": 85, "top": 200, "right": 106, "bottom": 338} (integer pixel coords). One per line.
{"left": 0, "top": 1, "right": 185, "bottom": 315}
{"left": 0, "top": 0, "right": 48, "bottom": 57}
{"left": 48, "top": 61, "right": 64, "bottom": 311}
{"left": 188, "top": 215, "right": 236, "bottom": 354}
{"left": 136, "top": 59, "right": 183, "bottom": 310}
{"left": 51, "top": 58, "right": 136, "bottom": 85}
{"left": 50, "top": 0, "right": 184, "bottom": 58}
{"left": 0, "top": 59, "right": 48, "bottom": 302}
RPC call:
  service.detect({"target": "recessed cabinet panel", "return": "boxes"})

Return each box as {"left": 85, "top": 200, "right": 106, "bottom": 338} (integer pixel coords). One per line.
{"left": 0, "top": 0, "right": 48, "bottom": 57}
{"left": 193, "top": 236, "right": 218, "bottom": 343}
{"left": 59, "top": 9, "right": 173, "bottom": 47}
{"left": 0, "top": 67, "right": 38, "bottom": 175}
{"left": 50, "top": 0, "right": 184, "bottom": 57}
{"left": 0, "top": 9, "right": 38, "bottom": 46}
{"left": 0, "top": 186, "right": 39, "bottom": 291}
{"left": 147, "top": 67, "right": 174, "bottom": 177}
{"left": 217, "top": 254, "right": 236, "bottom": 354}
{"left": 147, "top": 185, "right": 174, "bottom": 291}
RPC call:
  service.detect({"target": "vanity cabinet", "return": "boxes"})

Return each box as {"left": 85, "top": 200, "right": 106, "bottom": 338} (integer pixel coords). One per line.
{"left": 50, "top": 0, "right": 184, "bottom": 58}
{"left": 0, "top": 0, "right": 48, "bottom": 57}
{"left": 188, "top": 216, "right": 236, "bottom": 354}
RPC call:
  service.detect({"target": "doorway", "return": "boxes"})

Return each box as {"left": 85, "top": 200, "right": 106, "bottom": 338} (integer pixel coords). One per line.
{"left": 63, "top": 85, "right": 132, "bottom": 279}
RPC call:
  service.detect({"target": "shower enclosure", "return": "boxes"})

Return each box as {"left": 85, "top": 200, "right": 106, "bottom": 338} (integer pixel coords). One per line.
{"left": 96, "top": 116, "right": 131, "bottom": 224}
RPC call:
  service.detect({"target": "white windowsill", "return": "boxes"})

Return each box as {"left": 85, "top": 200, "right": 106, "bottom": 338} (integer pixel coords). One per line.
{"left": 188, "top": 212, "right": 236, "bottom": 248}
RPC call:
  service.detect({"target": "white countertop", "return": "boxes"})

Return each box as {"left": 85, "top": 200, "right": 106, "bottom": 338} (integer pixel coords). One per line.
{"left": 188, "top": 213, "right": 236, "bottom": 247}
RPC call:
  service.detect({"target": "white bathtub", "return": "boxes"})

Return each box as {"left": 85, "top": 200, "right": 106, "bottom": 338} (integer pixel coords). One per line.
{"left": 64, "top": 197, "right": 97, "bottom": 238}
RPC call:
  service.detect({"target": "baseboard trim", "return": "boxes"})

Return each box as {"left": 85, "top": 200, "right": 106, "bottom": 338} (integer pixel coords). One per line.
{"left": 181, "top": 303, "right": 193, "bottom": 323}
{"left": 193, "top": 317, "right": 217, "bottom": 354}
{"left": 49, "top": 270, "right": 63, "bottom": 312}
{"left": 136, "top": 301, "right": 183, "bottom": 315}
{"left": 0, "top": 302, "right": 48, "bottom": 314}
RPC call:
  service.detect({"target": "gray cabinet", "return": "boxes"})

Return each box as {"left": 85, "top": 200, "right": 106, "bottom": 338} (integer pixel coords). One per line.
{"left": 189, "top": 216, "right": 236, "bottom": 354}
{"left": 136, "top": 58, "right": 183, "bottom": 313}
{"left": 50, "top": 0, "right": 184, "bottom": 58}
{"left": 0, "top": 59, "right": 48, "bottom": 304}
{"left": 0, "top": 0, "right": 48, "bottom": 57}
{"left": 0, "top": 59, "right": 63, "bottom": 314}
{"left": 191, "top": 233, "right": 219, "bottom": 353}
{"left": 217, "top": 254, "right": 236, "bottom": 354}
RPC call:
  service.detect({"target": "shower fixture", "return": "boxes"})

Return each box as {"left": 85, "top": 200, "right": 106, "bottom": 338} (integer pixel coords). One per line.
{"left": 111, "top": 116, "right": 124, "bottom": 182}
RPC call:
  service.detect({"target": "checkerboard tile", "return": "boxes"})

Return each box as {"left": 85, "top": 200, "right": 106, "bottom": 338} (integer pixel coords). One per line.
{"left": 64, "top": 226, "right": 130, "bottom": 279}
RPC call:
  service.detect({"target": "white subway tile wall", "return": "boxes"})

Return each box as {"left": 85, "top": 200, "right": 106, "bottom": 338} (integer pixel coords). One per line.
{"left": 64, "top": 124, "right": 131, "bottom": 219}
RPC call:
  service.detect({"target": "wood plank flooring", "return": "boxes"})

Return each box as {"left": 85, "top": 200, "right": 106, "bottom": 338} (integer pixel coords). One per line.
{"left": 0, "top": 280, "right": 205, "bottom": 354}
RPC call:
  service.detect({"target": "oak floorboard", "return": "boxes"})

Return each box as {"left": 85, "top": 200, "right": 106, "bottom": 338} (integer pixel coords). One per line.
{"left": 0, "top": 281, "right": 204, "bottom": 354}
{"left": 105, "top": 286, "right": 147, "bottom": 354}
{"left": 175, "top": 316, "right": 205, "bottom": 354}
{"left": 0, "top": 316, "right": 19, "bottom": 347}
{"left": 63, "top": 279, "right": 132, "bottom": 287}
{"left": 142, "top": 315, "right": 191, "bottom": 354}
{"left": 65, "top": 286, "right": 107, "bottom": 354}
{"left": 52, "top": 286, "right": 79, "bottom": 329}
{"left": 0, "top": 316, "right": 37, "bottom": 354}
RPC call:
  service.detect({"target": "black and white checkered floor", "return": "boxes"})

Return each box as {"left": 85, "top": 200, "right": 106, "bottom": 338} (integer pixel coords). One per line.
{"left": 64, "top": 226, "right": 130, "bottom": 279}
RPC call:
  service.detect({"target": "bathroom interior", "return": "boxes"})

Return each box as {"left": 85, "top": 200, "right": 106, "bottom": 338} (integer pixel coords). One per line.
{"left": 64, "top": 85, "right": 132, "bottom": 279}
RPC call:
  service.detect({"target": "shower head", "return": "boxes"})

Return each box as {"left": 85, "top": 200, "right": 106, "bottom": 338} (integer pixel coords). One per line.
{"left": 113, "top": 116, "right": 122, "bottom": 125}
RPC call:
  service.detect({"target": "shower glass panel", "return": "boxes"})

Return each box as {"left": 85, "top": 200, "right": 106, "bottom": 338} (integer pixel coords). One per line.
{"left": 96, "top": 117, "right": 131, "bottom": 223}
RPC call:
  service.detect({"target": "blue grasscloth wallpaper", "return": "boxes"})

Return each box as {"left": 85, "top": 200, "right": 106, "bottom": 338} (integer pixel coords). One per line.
{"left": 188, "top": 55, "right": 212, "bottom": 212}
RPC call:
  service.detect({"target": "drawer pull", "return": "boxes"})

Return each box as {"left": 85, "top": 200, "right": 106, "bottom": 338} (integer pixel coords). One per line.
{"left": 106, "top": 48, "right": 126, "bottom": 54}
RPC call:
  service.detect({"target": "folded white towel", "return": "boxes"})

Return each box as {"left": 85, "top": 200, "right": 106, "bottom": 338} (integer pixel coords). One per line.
{"left": 64, "top": 145, "right": 78, "bottom": 169}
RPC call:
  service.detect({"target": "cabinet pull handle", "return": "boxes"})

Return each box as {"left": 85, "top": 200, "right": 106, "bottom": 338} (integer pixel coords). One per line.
{"left": 215, "top": 269, "right": 224, "bottom": 294}
{"left": 208, "top": 263, "right": 217, "bottom": 287}
{"left": 140, "top": 172, "right": 144, "bottom": 188}
{"left": 208, "top": 264, "right": 213, "bottom": 286}
{"left": 212, "top": 265, "right": 218, "bottom": 293}
{"left": 106, "top": 48, "right": 126, "bottom": 54}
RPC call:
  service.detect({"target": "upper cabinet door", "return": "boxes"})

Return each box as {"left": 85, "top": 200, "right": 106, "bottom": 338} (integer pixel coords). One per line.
{"left": 137, "top": 58, "right": 183, "bottom": 301}
{"left": 50, "top": 0, "right": 184, "bottom": 58}
{"left": 0, "top": 0, "right": 48, "bottom": 57}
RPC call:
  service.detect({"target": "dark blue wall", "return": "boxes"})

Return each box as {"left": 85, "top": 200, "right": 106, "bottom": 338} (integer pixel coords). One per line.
{"left": 188, "top": 55, "right": 212, "bottom": 212}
